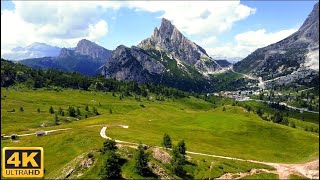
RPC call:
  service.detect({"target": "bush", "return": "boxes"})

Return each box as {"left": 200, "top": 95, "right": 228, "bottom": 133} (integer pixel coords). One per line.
{"left": 19, "top": 107, "right": 24, "bottom": 112}
{"left": 37, "top": 108, "right": 40, "bottom": 113}
{"left": 290, "top": 122, "right": 296, "bottom": 128}
{"left": 102, "top": 139, "right": 117, "bottom": 154}
{"left": 256, "top": 108, "right": 263, "bottom": 117}
{"left": 222, "top": 107, "right": 226, "bottom": 111}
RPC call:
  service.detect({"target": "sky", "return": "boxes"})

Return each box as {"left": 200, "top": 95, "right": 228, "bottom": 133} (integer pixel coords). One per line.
{"left": 1, "top": 1, "right": 317, "bottom": 59}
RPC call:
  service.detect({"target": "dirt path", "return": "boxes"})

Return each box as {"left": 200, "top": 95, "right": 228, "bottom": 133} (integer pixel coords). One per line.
{"left": 100, "top": 126, "right": 319, "bottom": 179}
{"left": 217, "top": 169, "right": 277, "bottom": 179}
{"left": 3, "top": 127, "right": 73, "bottom": 138}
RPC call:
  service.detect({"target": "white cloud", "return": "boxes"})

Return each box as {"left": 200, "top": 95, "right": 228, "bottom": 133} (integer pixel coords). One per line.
{"left": 1, "top": 1, "right": 115, "bottom": 54}
{"left": 127, "top": 1, "right": 255, "bottom": 36}
{"left": 88, "top": 20, "right": 109, "bottom": 40}
{"left": 206, "top": 28, "right": 298, "bottom": 59}
{"left": 195, "top": 36, "right": 217, "bottom": 47}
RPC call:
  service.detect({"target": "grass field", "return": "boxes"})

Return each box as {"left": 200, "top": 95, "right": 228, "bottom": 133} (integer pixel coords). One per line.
{"left": 1, "top": 87, "right": 319, "bottom": 178}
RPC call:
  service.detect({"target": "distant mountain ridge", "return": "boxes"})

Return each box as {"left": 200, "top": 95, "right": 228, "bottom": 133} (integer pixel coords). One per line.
{"left": 234, "top": 2, "right": 319, "bottom": 87}
{"left": 19, "top": 39, "right": 112, "bottom": 76}
{"left": 2, "top": 42, "right": 61, "bottom": 61}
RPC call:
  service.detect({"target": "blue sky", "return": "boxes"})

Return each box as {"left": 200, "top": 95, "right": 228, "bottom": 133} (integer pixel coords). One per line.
{"left": 1, "top": 1, "right": 317, "bottom": 58}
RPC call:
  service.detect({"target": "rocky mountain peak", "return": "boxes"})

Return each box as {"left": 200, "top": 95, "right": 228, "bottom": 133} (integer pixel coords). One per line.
{"left": 297, "top": 2, "right": 319, "bottom": 43}
{"left": 138, "top": 18, "right": 212, "bottom": 66}
{"left": 75, "top": 39, "right": 111, "bottom": 59}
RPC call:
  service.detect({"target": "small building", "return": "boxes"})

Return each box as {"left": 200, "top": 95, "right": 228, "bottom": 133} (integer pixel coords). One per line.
{"left": 11, "top": 134, "right": 18, "bottom": 140}
{"left": 36, "top": 131, "right": 46, "bottom": 136}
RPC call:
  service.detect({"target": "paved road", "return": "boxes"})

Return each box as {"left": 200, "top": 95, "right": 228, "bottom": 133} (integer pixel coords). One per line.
{"left": 251, "top": 99, "right": 319, "bottom": 114}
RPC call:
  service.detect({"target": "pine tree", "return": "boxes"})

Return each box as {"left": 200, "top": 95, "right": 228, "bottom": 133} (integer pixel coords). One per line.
{"left": 58, "top": 107, "right": 63, "bottom": 115}
{"left": 37, "top": 108, "right": 40, "bottom": 113}
{"left": 162, "top": 133, "right": 172, "bottom": 149}
{"left": 99, "top": 151, "right": 121, "bottom": 179}
{"left": 135, "top": 144, "right": 149, "bottom": 176}
{"left": 171, "top": 146, "right": 186, "bottom": 177}
{"left": 68, "top": 106, "right": 76, "bottom": 117}
{"left": 49, "top": 106, "right": 54, "bottom": 114}
{"left": 19, "top": 107, "right": 24, "bottom": 112}
{"left": 109, "top": 108, "right": 113, "bottom": 114}
{"left": 177, "top": 140, "right": 186, "bottom": 155}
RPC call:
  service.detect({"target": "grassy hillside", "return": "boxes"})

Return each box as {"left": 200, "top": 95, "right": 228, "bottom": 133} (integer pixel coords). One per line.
{"left": 1, "top": 88, "right": 318, "bottom": 169}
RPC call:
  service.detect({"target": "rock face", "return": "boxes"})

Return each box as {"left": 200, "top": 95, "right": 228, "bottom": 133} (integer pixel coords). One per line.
{"left": 75, "top": 39, "right": 112, "bottom": 60}
{"left": 20, "top": 39, "right": 112, "bottom": 76}
{"left": 234, "top": 2, "right": 319, "bottom": 87}
{"left": 2, "top": 42, "right": 61, "bottom": 61}
{"left": 102, "top": 18, "right": 221, "bottom": 92}
{"left": 102, "top": 45, "right": 165, "bottom": 83}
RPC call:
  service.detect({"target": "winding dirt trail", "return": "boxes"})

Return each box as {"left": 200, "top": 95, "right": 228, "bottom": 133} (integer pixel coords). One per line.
{"left": 100, "top": 126, "right": 319, "bottom": 179}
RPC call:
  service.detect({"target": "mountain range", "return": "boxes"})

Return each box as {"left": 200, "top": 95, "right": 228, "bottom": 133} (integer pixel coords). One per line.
{"left": 234, "top": 2, "right": 319, "bottom": 88}
{"left": 2, "top": 42, "right": 61, "bottom": 61}
{"left": 2, "top": 2, "right": 318, "bottom": 92}
{"left": 18, "top": 39, "right": 112, "bottom": 76}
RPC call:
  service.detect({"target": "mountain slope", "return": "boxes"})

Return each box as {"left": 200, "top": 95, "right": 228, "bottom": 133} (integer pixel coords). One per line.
{"left": 1, "top": 42, "right": 61, "bottom": 61}
{"left": 234, "top": 2, "right": 319, "bottom": 87}
{"left": 101, "top": 18, "right": 222, "bottom": 92}
{"left": 215, "top": 59, "right": 232, "bottom": 68}
{"left": 19, "top": 39, "right": 112, "bottom": 76}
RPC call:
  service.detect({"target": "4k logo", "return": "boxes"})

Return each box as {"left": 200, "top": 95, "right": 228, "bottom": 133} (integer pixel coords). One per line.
{"left": 2, "top": 147, "right": 44, "bottom": 178}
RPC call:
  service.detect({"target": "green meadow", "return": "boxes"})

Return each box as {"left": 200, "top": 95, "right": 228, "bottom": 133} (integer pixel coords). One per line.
{"left": 1, "top": 87, "right": 319, "bottom": 178}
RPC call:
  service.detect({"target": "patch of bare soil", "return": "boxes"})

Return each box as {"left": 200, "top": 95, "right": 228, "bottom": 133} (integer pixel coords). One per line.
{"left": 152, "top": 147, "right": 171, "bottom": 164}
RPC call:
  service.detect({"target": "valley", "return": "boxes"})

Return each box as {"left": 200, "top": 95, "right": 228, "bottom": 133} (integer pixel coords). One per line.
{"left": 1, "top": 86, "right": 319, "bottom": 179}
{"left": 1, "top": 1, "right": 319, "bottom": 179}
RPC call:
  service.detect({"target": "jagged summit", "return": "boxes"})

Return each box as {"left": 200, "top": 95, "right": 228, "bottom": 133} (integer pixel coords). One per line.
{"left": 138, "top": 18, "right": 211, "bottom": 66}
